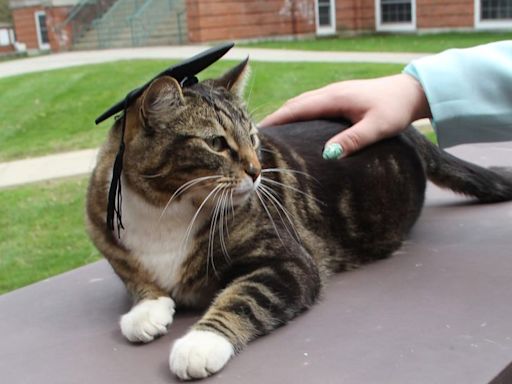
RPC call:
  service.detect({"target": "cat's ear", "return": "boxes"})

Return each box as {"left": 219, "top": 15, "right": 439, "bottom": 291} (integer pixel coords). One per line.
{"left": 215, "top": 57, "right": 250, "bottom": 98}
{"left": 140, "top": 76, "right": 184, "bottom": 119}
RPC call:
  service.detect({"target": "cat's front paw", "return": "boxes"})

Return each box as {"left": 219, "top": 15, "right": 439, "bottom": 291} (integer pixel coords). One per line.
{"left": 169, "top": 330, "right": 234, "bottom": 380}
{"left": 120, "top": 297, "right": 175, "bottom": 343}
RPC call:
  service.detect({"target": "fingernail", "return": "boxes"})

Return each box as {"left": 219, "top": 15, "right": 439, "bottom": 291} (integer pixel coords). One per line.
{"left": 322, "top": 143, "right": 344, "bottom": 160}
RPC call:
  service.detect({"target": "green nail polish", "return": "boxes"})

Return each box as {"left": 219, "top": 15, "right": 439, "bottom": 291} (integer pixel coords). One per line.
{"left": 322, "top": 143, "right": 343, "bottom": 160}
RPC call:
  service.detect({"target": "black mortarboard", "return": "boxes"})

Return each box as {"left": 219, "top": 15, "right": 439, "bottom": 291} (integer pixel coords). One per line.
{"left": 96, "top": 42, "right": 235, "bottom": 236}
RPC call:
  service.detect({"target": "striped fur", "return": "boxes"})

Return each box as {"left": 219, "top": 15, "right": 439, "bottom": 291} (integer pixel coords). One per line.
{"left": 86, "top": 60, "right": 512, "bottom": 379}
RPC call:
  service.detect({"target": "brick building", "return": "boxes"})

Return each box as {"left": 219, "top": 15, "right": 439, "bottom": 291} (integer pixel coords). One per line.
{"left": 9, "top": 0, "right": 76, "bottom": 51}
{"left": 187, "top": 0, "right": 512, "bottom": 42}
{"left": 8, "top": 0, "right": 512, "bottom": 52}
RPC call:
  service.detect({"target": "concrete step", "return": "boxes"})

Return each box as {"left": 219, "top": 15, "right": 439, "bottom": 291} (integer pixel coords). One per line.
{"left": 72, "top": 0, "right": 187, "bottom": 50}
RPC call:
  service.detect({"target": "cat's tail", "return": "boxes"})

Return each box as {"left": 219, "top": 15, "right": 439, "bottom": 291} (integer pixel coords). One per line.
{"left": 402, "top": 126, "right": 512, "bottom": 203}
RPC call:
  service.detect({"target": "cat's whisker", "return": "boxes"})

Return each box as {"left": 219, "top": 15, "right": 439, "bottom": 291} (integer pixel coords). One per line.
{"left": 249, "top": 101, "right": 271, "bottom": 118}
{"left": 218, "top": 190, "right": 231, "bottom": 263}
{"left": 258, "top": 184, "right": 302, "bottom": 245}
{"left": 259, "top": 147, "right": 277, "bottom": 155}
{"left": 260, "top": 177, "right": 326, "bottom": 206}
{"left": 181, "top": 184, "right": 223, "bottom": 257}
{"left": 258, "top": 184, "right": 301, "bottom": 241}
{"left": 255, "top": 190, "right": 288, "bottom": 250}
{"left": 246, "top": 71, "right": 256, "bottom": 107}
{"left": 159, "top": 175, "right": 223, "bottom": 221}
{"left": 261, "top": 168, "right": 320, "bottom": 183}
{"left": 229, "top": 188, "right": 235, "bottom": 225}
{"left": 207, "top": 187, "right": 225, "bottom": 277}
{"left": 208, "top": 186, "right": 231, "bottom": 275}
{"left": 141, "top": 173, "right": 165, "bottom": 179}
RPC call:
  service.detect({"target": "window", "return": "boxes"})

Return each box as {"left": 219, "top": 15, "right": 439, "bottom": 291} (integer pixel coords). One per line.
{"left": 475, "top": 0, "right": 512, "bottom": 28}
{"left": 34, "top": 11, "right": 50, "bottom": 50}
{"left": 381, "top": 0, "right": 412, "bottom": 23}
{"left": 481, "top": 0, "right": 512, "bottom": 20}
{"left": 376, "top": 0, "right": 416, "bottom": 31}
{"left": 316, "top": 0, "right": 336, "bottom": 35}
{"left": 0, "top": 30, "right": 9, "bottom": 46}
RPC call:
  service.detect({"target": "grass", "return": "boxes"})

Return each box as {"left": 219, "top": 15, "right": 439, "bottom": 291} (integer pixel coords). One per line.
{"left": 0, "top": 60, "right": 403, "bottom": 161}
{"left": 0, "top": 177, "right": 100, "bottom": 294}
{"left": 1, "top": 59, "right": 431, "bottom": 294}
{"left": 244, "top": 31, "right": 512, "bottom": 53}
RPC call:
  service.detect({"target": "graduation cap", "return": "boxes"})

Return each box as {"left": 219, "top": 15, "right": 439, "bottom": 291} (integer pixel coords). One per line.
{"left": 96, "top": 42, "right": 235, "bottom": 236}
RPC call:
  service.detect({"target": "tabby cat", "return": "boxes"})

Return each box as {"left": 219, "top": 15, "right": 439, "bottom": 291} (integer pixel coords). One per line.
{"left": 86, "top": 60, "right": 512, "bottom": 380}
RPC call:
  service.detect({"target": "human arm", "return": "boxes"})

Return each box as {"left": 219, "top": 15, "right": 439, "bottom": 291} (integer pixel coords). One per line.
{"left": 260, "top": 73, "right": 431, "bottom": 158}
{"left": 404, "top": 41, "right": 512, "bottom": 148}
{"left": 260, "top": 41, "right": 512, "bottom": 158}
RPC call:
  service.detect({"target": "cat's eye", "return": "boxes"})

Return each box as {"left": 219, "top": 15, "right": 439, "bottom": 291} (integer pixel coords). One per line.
{"left": 207, "top": 136, "right": 229, "bottom": 152}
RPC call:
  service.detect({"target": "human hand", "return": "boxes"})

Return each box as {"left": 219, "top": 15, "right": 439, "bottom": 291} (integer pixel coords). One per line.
{"left": 259, "top": 74, "right": 431, "bottom": 159}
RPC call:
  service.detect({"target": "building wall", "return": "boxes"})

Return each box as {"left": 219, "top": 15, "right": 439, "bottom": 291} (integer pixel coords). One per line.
{"left": 184, "top": 0, "right": 481, "bottom": 41}
{"left": 0, "top": 44, "right": 15, "bottom": 53}
{"left": 11, "top": 4, "right": 40, "bottom": 49}
{"left": 416, "top": 0, "right": 474, "bottom": 29}
{"left": 11, "top": 4, "right": 71, "bottom": 51}
{"left": 46, "top": 6, "right": 73, "bottom": 51}
{"left": 186, "top": 0, "right": 317, "bottom": 43}
{"left": 336, "top": 0, "right": 375, "bottom": 31}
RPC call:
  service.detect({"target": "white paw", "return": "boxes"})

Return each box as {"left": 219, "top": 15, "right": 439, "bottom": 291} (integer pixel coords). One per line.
{"left": 120, "top": 297, "right": 175, "bottom": 343}
{"left": 169, "top": 330, "right": 234, "bottom": 380}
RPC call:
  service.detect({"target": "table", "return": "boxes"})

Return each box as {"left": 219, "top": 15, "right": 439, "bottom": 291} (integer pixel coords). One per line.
{"left": 1, "top": 142, "right": 512, "bottom": 384}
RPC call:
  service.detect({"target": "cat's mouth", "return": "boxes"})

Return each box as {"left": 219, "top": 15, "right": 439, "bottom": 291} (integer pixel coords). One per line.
{"left": 231, "top": 175, "right": 260, "bottom": 200}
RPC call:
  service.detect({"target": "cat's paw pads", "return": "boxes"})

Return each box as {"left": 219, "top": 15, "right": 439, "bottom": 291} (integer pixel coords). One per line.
{"left": 169, "top": 330, "right": 234, "bottom": 380}
{"left": 120, "top": 297, "right": 175, "bottom": 343}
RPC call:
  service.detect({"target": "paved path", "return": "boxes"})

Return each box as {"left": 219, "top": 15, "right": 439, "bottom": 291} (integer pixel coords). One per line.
{"left": 0, "top": 45, "right": 429, "bottom": 189}
{"left": 0, "top": 149, "right": 99, "bottom": 189}
{"left": 0, "top": 120, "right": 433, "bottom": 189}
{"left": 0, "top": 45, "right": 426, "bottom": 78}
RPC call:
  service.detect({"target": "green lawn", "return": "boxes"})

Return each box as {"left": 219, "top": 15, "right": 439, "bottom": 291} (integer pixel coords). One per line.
{"left": 0, "top": 177, "right": 100, "bottom": 294}
{"left": 0, "top": 59, "right": 430, "bottom": 294}
{"left": 244, "top": 32, "right": 512, "bottom": 53}
{"left": 0, "top": 60, "right": 402, "bottom": 161}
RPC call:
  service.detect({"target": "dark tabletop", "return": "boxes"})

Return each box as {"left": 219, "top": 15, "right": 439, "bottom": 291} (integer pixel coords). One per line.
{"left": 1, "top": 142, "right": 512, "bottom": 384}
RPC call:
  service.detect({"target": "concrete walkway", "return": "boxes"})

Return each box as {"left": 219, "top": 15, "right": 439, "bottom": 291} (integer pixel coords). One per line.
{"left": 0, "top": 45, "right": 429, "bottom": 189}
{"left": 0, "top": 120, "right": 434, "bottom": 189}
{"left": 0, "top": 45, "right": 427, "bottom": 78}
{"left": 0, "top": 149, "right": 99, "bottom": 188}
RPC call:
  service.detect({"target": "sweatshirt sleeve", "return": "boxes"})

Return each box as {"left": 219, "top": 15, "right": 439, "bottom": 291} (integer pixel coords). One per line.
{"left": 403, "top": 41, "right": 512, "bottom": 148}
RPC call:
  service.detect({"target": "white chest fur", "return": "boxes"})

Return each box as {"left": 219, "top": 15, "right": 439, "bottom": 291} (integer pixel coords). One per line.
{"left": 119, "top": 184, "right": 203, "bottom": 292}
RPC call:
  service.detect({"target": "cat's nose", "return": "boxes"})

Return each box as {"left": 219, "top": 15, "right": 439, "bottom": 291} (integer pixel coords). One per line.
{"left": 245, "top": 162, "right": 261, "bottom": 182}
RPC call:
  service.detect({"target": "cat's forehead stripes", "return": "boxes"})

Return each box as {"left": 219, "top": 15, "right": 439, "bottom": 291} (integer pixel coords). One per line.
{"left": 187, "top": 84, "right": 251, "bottom": 132}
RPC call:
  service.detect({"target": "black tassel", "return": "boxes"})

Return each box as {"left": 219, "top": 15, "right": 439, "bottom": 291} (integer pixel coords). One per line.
{"left": 97, "top": 44, "right": 236, "bottom": 236}
{"left": 106, "top": 96, "right": 129, "bottom": 237}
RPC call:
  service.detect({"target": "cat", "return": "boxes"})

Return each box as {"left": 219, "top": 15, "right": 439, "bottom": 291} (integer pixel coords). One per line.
{"left": 86, "top": 59, "right": 512, "bottom": 380}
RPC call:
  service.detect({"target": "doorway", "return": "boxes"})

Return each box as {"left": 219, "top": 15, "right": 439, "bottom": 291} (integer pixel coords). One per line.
{"left": 316, "top": 0, "right": 336, "bottom": 35}
{"left": 34, "top": 11, "right": 50, "bottom": 50}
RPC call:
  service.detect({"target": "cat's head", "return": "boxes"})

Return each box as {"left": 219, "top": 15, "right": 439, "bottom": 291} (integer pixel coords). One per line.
{"left": 120, "top": 59, "right": 260, "bottom": 208}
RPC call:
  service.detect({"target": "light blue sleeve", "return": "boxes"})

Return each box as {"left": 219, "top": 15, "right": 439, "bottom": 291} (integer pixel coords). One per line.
{"left": 403, "top": 41, "right": 512, "bottom": 148}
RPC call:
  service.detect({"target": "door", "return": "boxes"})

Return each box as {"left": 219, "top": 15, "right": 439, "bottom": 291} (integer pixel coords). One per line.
{"left": 316, "top": 0, "right": 336, "bottom": 35}
{"left": 35, "top": 11, "right": 50, "bottom": 50}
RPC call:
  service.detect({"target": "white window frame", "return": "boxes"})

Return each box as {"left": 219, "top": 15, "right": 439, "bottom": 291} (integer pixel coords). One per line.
{"left": 375, "top": 0, "right": 417, "bottom": 32}
{"left": 34, "top": 10, "right": 50, "bottom": 50}
{"left": 315, "top": 0, "right": 336, "bottom": 35}
{"left": 0, "top": 29, "right": 10, "bottom": 46}
{"left": 475, "top": 0, "right": 512, "bottom": 29}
